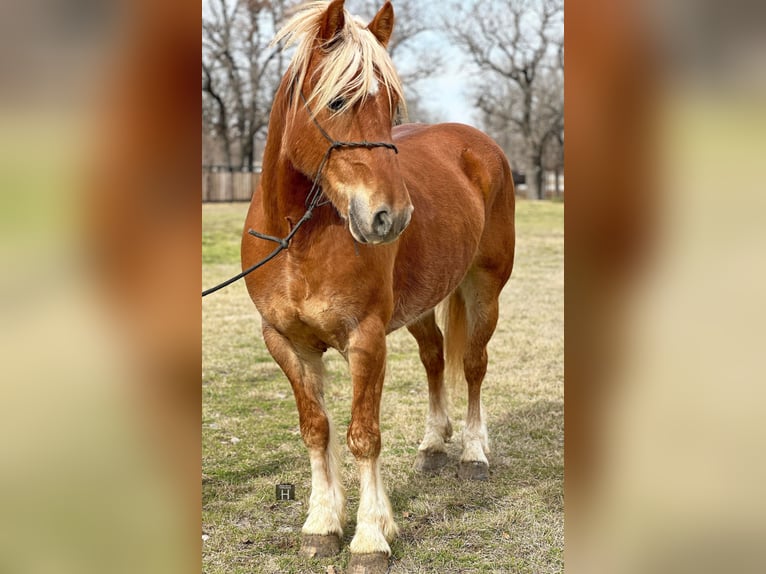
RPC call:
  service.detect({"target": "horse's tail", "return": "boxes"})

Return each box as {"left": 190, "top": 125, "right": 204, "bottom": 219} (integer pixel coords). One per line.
{"left": 439, "top": 288, "right": 468, "bottom": 397}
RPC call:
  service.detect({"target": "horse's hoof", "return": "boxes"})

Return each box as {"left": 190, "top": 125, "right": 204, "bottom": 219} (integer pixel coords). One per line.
{"left": 347, "top": 552, "right": 390, "bottom": 574}
{"left": 299, "top": 533, "right": 341, "bottom": 557}
{"left": 457, "top": 460, "right": 489, "bottom": 481}
{"left": 414, "top": 449, "right": 449, "bottom": 473}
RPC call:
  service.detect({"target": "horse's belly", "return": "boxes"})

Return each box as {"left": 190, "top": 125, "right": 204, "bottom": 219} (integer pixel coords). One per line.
{"left": 388, "top": 255, "right": 474, "bottom": 331}
{"left": 388, "top": 282, "right": 456, "bottom": 331}
{"left": 386, "top": 170, "right": 486, "bottom": 331}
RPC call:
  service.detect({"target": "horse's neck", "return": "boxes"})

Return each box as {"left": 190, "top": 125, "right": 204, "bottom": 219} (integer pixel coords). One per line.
{"left": 261, "top": 152, "right": 311, "bottom": 223}
{"left": 259, "top": 98, "right": 312, "bottom": 233}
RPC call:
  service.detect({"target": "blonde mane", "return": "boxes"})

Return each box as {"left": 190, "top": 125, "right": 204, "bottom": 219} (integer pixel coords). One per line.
{"left": 272, "top": 1, "right": 406, "bottom": 117}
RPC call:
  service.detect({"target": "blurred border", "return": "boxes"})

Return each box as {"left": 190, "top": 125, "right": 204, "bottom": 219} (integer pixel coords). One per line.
{"left": 0, "top": 0, "right": 201, "bottom": 572}
{"left": 566, "top": 1, "right": 766, "bottom": 573}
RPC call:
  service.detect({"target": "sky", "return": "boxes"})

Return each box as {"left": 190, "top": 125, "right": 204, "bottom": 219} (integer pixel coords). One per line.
{"left": 394, "top": 21, "right": 480, "bottom": 125}
{"left": 414, "top": 47, "right": 479, "bottom": 125}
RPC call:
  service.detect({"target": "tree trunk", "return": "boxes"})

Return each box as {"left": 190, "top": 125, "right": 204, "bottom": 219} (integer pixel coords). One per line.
{"left": 530, "top": 151, "right": 545, "bottom": 200}
{"left": 242, "top": 135, "right": 254, "bottom": 171}
{"left": 220, "top": 131, "right": 232, "bottom": 168}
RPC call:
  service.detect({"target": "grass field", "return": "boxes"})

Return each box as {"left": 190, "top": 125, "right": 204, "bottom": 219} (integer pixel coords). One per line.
{"left": 202, "top": 200, "right": 563, "bottom": 573}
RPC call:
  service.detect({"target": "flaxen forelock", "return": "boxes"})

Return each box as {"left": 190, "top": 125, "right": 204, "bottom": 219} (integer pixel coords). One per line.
{"left": 272, "top": 1, "right": 406, "bottom": 117}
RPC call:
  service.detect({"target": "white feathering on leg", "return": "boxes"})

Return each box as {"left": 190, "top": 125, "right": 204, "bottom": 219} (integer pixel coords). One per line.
{"left": 302, "top": 419, "right": 346, "bottom": 536}
{"left": 349, "top": 458, "right": 398, "bottom": 555}
{"left": 461, "top": 402, "right": 490, "bottom": 465}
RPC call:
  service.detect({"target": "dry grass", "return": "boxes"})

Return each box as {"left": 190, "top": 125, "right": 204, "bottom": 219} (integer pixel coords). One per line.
{"left": 202, "top": 200, "right": 563, "bottom": 573}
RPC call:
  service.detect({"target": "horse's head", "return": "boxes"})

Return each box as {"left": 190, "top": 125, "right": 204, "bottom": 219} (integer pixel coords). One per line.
{"left": 275, "top": 0, "right": 413, "bottom": 245}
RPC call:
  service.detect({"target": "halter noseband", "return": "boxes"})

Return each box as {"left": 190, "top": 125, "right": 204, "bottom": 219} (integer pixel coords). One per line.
{"left": 201, "top": 89, "right": 398, "bottom": 297}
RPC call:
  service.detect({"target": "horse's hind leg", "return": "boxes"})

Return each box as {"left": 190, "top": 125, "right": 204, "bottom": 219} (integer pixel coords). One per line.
{"left": 407, "top": 311, "right": 453, "bottom": 473}
{"left": 456, "top": 269, "right": 504, "bottom": 480}
{"left": 262, "top": 323, "right": 345, "bottom": 557}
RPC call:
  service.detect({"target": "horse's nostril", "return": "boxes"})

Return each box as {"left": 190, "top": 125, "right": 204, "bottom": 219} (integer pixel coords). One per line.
{"left": 373, "top": 208, "right": 392, "bottom": 236}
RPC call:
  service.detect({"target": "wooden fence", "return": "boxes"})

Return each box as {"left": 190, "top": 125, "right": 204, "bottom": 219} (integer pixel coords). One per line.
{"left": 202, "top": 166, "right": 562, "bottom": 202}
{"left": 202, "top": 166, "right": 260, "bottom": 202}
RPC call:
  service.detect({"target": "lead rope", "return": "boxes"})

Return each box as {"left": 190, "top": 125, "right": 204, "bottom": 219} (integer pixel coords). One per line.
{"left": 202, "top": 93, "right": 398, "bottom": 297}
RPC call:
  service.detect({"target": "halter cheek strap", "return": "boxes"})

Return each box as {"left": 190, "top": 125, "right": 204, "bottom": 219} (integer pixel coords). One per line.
{"left": 300, "top": 91, "right": 399, "bottom": 156}
{"left": 292, "top": 90, "right": 398, "bottom": 209}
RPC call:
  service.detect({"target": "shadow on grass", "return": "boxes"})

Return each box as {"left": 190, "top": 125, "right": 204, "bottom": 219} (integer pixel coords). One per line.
{"left": 387, "top": 398, "right": 563, "bottom": 543}
{"left": 203, "top": 453, "right": 301, "bottom": 485}
{"left": 202, "top": 451, "right": 308, "bottom": 509}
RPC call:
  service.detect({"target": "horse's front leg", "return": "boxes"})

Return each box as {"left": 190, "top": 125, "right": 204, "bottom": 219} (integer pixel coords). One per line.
{"left": 262, "top": 323, "right": 345, "bottom": 557}
{"left": 346, "top": 318, "right": 399, "bottom": 572}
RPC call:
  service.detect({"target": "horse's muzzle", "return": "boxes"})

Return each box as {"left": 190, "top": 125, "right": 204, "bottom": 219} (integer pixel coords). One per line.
{"left": 348, "top": 198, "right": 413, "bottom": 244}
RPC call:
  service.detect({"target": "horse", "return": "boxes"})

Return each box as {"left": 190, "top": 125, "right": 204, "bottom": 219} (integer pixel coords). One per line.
{"left": 241, "top": 1, "right": 515, "bottom": 571}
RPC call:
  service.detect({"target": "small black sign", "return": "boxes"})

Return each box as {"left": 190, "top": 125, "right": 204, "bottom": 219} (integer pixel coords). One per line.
{"left": 275, "top": 483, "right": 295, "bottom": 501}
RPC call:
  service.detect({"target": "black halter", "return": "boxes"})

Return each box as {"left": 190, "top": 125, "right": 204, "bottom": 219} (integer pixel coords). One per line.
{"left": 201, "top": 91, "right": 398, "bottom": 297}
{"left": 301, "top": 91, "right": 398, "bottom": 154}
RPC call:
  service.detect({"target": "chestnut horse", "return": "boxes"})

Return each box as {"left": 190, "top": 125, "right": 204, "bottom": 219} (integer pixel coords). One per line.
{"left": 241, "top": 1, "right": 514, "bottom": 570}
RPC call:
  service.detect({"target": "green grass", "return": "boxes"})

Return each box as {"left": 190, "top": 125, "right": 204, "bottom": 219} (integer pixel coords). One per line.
{"left": 202, "top": 203, "right": 249, "bottom": 265}
{"left": 202, "top": 199, "right": 563, "bottom": 573}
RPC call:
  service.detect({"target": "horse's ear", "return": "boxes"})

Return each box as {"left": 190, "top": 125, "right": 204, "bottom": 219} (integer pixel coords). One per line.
{"left": 319, "top": 0, "right": 346, "bottom": 43}
{"left": 367, "top": 1, "right": 395, "bottom": 48}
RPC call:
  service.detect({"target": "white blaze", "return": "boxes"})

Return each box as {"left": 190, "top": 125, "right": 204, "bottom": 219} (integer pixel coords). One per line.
{"left": 368, "top": 77, "right": 379, "bottom": 96}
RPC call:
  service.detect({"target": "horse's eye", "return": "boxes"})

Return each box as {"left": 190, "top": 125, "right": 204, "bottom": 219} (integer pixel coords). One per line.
{"left": 328, "top": 97, "right": 345, "bottom": 112}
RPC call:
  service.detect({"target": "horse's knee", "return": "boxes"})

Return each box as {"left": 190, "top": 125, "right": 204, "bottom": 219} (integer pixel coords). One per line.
{"left": 299, "top": 410, "right": 330, "bottom": 450}
{"left": 347, "top": 421, "right": 381, "bottom": 459}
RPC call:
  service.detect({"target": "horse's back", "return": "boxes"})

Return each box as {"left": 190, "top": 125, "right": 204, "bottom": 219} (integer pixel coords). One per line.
{"left": 394, "top": 123, "right": 512, "bottom": 192}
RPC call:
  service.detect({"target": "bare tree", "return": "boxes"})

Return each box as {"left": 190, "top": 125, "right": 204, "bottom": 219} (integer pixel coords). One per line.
{"left": 203, "top": 0, "right": 444, "bottom": 169}
{"left": 448, "top": 0, "right": 563, "bottom": 199}
{"left": 202, "top": 0, "right": 294, "bottom": 169}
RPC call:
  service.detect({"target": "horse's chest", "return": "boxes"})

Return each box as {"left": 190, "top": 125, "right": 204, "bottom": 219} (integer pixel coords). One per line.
{"left": 255, "top": 262, "right": 357, "bottom": 350}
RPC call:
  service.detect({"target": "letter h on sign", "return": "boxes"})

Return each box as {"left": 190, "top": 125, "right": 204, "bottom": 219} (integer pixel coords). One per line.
{"left": 275, "top": 483, "right": 295, "bottom": 501}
